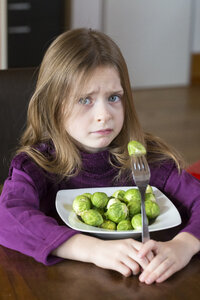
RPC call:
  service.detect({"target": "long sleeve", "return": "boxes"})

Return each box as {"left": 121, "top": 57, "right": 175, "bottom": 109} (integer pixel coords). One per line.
{"left": 162, "top": 165, "right": 200, "bottom": 240}
{"left": 0, "top": 168, "right": 78, "bottom": 265}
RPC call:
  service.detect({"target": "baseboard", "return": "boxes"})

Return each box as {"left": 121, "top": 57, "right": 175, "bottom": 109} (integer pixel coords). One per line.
{"left": 190, "top": 53, "right": 200, "bottom": 85}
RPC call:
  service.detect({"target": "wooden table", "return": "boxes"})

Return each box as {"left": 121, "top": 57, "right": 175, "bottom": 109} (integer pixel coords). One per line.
{"left": 0, "top": 230, "right": 200, "bottom": 300}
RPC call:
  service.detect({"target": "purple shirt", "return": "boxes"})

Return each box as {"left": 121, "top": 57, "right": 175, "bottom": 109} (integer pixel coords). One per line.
{"left": 0, "top": 146, "right": 200, "bottom": 265}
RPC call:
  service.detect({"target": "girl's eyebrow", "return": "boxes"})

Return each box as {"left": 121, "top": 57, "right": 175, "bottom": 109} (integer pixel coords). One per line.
{"left": 110, "top": 89, "right": 124, "bottom": 94}
{"left": 82, "top": 89, "right": 124, "bottom": 97}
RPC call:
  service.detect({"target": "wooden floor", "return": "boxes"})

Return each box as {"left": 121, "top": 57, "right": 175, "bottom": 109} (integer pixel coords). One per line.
{"left": 133, "top": 86, "right": 200, "bottom": 166}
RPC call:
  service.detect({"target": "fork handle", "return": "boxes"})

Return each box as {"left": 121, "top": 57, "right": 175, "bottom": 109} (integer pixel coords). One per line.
{"left": 139, "top": 186, "right": 150, "bottom": 243}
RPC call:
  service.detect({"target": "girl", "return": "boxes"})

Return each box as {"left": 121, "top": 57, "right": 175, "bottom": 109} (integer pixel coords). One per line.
{"left": 0, "top": 28, "right": 199, "bottom": 284}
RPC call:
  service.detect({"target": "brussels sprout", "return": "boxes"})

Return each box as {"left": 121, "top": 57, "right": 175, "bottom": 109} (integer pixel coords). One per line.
{"left": 124, "top": 188, "right": 141, "bottom": 203}
{"left": 106, "top": 198, "right": 121, "bottom": 209}
{"left": 145, "top": 200, "right": 160, "bottom": 219}
{"left": 81, "top": 209, "right": 103, "bottom": 226}
{"left": 117, "top": 220, "right": 133, "bottom": 231}
{"left": 145, "top": 185, "right": 154, "bottom": 194}
{"left": 131, "top": 213, "right": 149, "bottom": 230}
{"left": 100, "top": 219, "right": 116, "bottom": 230}
{"left": 127, "top": 140, "right": 146, "bottom": 156}
{"left": 106, "top": 202, "right": 128, "bottom": 223}
{"left": 112, "top": 190, "right": 125, "bottom": 201}
{"left": 72, "top": 195, "right": 91, "bottom": 216}
{"left": 127, "top": 199, "right": 141, "bottom": 218}
{"left": 91, "top": 192, "right": 109, "bottom": 208}
{"left": 145, "top": 193, "right": 156, "bottom": 202}
{"left": 83, "top": 192, "right": 92, "bottom": 200}
{"left": 93, "top": 206, "right": 105, "bottom": 216}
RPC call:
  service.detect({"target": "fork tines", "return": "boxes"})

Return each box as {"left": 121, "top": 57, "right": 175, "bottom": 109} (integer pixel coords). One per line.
{"left": 131, "top": 155, "right": 150, "bottom": 185}
{"left": 132, "top": 156, "right": 148, "bottom": 172}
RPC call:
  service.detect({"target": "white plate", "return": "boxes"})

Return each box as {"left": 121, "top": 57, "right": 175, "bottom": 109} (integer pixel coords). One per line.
{"left": 55, "top": 186, "right": 181, "bottom": 239}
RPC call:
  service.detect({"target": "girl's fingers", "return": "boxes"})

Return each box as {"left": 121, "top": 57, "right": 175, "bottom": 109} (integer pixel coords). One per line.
{"left": 131, "top": 239, "right": 144, "bottom": 250}
{"left": 122, "top": 256, "right": 141, "bottom": 275}
{"left": 155, "top": 264, "right": 177, "bottom": 283}
{"left": 139, "top": 254, "right": 165, "bottom": 281}
{"left": 146, "top": 249, "right": 154, "bottom": 262}
{"left": 115, "top": 262, "right": 132, "bottom": 277}
{"left": 137, "top": 239, "right": 158, "bottom": 258}
{"left": 128, "top": 250, "right": 149, "bottom": 271}
{"left": 107, "top": 239, "right": 156, "bottom": 278}
{"left": 131, "top": 239, "right": 154, "bottom": 266}
{"left": 139, "top": 256, "right": 174, "bottom": 284}
{"left": 131, "top": 239, "right": 154, "bottom": 260}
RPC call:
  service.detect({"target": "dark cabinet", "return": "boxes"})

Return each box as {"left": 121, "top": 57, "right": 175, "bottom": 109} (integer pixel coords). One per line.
{"left": 7, "top": 0, "right": 66, "bottom": 67}
{"left": 0, "top": 68, "right": 37, "bottom": 183}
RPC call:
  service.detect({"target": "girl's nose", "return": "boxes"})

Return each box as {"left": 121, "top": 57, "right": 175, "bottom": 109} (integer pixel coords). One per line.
{"left": 96, "top": 102, "right": 112, "bottom": 123}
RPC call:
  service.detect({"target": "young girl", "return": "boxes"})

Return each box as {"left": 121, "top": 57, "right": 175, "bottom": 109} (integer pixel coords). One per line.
{"left": 0, "top": 28, "right": 199, "bottom": 285}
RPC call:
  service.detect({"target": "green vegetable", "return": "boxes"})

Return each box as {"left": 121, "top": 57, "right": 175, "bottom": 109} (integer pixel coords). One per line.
{"left": 127, "top": 140, "right": 146, "bottom": 156}
{"left": 93, "top": 206, "right": 105, "bottom": 216}
{"left": 124, "top": 188, "right": 141, "bottom": 203}
{"left": 112, "top": 190, "right": 125, "bottom": 201}
{"left": 100, "top": 220, "right": 116, "bottom": 230}
{"left": 127, "top": 199, "right": 141, "bottom": 218}
{"left": 83, "top": 192, "right": 92, "bottom": 200}
{"left": 81, "top": 209, "right": 103, "bottom": 226}
{"left": 145, "top": 200, "right": 160, "bottom": 219}
{"left": 145, "top": 185, "right": 154, "bottom": 194}
{"left": 131, "top": 213, "right": 149, "bottom": 230}
{"left": 106, "top": 202, "right": 128, "bottom": 223}
{"left": 106, "top": 198, "right": 121, "bottom": 209}
{"left": 72, "top": 195, "right": 91, "bottom": 216}
{"left": 117, "top": 220, "right": 133, "bottom": 231}
{"left": 145, "top": 193, "right": 156, "bottom": 202}
{"left": 91, "top": 192, "right": 108, "bottom": 208}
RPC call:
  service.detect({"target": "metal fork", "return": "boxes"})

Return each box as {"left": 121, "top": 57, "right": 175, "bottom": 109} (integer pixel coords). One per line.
{"left": 131, "top": 155, "right": 151, "bottom": 243}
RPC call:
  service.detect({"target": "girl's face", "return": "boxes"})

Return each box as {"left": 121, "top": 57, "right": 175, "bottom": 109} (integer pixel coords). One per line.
{"left": 65, "top": 66, "right": 124, "bottom": 153}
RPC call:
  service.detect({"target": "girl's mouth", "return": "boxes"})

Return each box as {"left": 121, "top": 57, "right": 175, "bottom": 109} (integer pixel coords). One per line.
{"left": 92, "top": 129, "right": 113, "bottom": 135}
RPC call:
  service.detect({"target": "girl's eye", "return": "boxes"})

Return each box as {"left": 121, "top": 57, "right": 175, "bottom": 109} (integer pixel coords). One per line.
{"left": 78, "top": 97, "right": 91, "bottom": 105}
{"left": 108, "top": 95, "right": 121, "bottom": 102}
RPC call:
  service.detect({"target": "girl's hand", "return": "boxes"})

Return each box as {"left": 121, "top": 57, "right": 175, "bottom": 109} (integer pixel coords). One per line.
{"left": 138, "top": 232, "right": 200, "bottom": 284}
{"left": 52, "top": 234, "right": 153, "bottom": 277}
{"left": 92, "top": 238, "right": 153, "bottom": 277}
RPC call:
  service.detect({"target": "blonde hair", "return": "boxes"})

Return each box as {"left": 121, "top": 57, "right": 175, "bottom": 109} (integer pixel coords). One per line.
{"left": 18, "top": 28, "right": 184, "bottom": 179}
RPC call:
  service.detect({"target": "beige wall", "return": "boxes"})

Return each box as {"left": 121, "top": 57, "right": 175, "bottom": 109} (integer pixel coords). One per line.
{"left": 103, "top": 0, "right": 192, "bottom": 88}
{"left": 193, "top": 0, "right": 200, "bottom": 53}
{"left": 70, "top": 0, "right": 102, "bottom": 29}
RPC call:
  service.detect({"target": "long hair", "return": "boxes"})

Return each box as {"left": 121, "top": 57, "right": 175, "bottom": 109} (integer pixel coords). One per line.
{"left": 17, "top": 28, "right": 184, "bottom": 178}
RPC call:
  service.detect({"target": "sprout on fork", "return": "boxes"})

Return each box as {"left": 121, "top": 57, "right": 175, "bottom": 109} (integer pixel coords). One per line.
{"left": 127, "top": 140, "right": 146, "bottom": 156}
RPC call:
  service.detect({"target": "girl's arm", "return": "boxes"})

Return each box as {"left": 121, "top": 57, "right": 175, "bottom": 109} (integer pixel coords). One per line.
{"left": 52, "top": 233, "right": 153, "bottom": 277}
{"left": 137, "top": 232, "right": 200, "bottom": 284}
{"left": 0, "top": 168, "right": 78, "bottom": 265}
